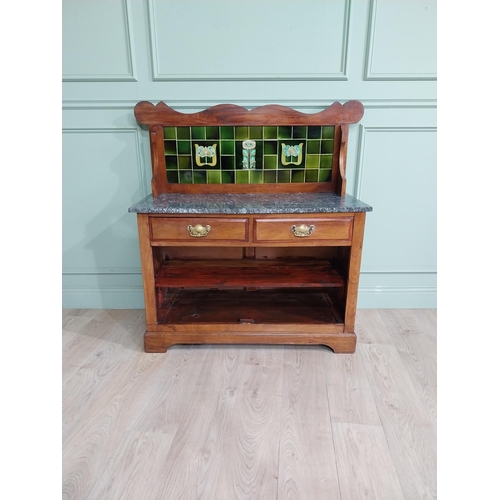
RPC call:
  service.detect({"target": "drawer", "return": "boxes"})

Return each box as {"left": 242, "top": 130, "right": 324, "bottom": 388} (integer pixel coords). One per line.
{"left": 254, "top": 217, "right": 353, "bottom": 244}
{"left": 150, "top": 217, "right": 249, "bottom": 242}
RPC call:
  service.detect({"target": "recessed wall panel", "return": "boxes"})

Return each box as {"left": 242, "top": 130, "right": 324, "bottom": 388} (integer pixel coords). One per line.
{"left": 62, "top": 0, "right": 136, "bottom": 81}
{"left": 149, "top": 0, "right": 350, "bottom": 80}
{"left": 62, "top": 129, "right": 142, "bottom": 273}
{"left": 365, "top": 0, "right": 436, "bottom": 80}
{"left": 357, "top": 127, "right": 437, "bottom": 272}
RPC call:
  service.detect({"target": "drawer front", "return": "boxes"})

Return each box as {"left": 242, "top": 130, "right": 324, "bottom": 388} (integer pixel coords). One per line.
{"left": 150, "top": 217, "right": 249, "bottom": 242}
{"left": 254, "top": 217, "right": 353, "bottom": 244}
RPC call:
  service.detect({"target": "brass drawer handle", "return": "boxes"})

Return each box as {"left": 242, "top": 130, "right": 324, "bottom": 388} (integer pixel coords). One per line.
{"left": 291, "top": 224, "right": 315, "bottom": 237}
{"left": 187, "top": 224, "right": 211, "bottom": 237}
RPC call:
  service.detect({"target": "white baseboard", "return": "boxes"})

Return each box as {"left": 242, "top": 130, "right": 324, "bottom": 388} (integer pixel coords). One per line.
{"left": 358, "top": 286, "right": 436, "bottom": 308}
{"left": 62, "top": 287, "right": 145, "bottom": 309}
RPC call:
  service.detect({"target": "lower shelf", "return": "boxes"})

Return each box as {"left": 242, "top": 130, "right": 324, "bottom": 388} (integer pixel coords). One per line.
{"left": 156, "top": 289, "right": 344, "bottom": 327}
{"left": 154, "top": 259, "right": 344, "bottom": 289}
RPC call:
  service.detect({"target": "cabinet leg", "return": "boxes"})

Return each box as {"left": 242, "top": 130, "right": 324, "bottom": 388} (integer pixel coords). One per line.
{"left": 144, "top": 331, "right": 172, "bottom": 353}
{"left": 323, "top": 334, "right": 357, "bottom": 353}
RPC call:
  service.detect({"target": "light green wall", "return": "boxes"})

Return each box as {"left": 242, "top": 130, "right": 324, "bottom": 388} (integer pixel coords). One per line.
{"left": 62, "top": 0, "right": 436, "bottom": 308}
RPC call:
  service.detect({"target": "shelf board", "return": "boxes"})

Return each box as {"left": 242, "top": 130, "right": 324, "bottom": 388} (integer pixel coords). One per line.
{"left": 156, "top": 289, "right": 343, "bottom": 326}
{"left": 155, "top": 259, "right": 344, "bottom": 289}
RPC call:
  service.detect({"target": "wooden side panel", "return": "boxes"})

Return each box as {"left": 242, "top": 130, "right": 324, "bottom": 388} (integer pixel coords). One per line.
{"left": 137, "top": 214, "right": 157, "bottom": 326}
{"left": 149, "top": 125, "right": 167, "bottom": 196}
{"left": 337, "top": 125, "right": 349, "bottom": 196}
{"left": 332, "top": 125, "right": 342, "bottom": 195}
{"left": 344, "top": 212, "right": 366, "bottom": 332}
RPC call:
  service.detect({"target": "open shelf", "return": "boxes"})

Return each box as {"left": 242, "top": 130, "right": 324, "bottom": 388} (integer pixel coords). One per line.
{"left": 156, "top": 289, "right": 344, "bottom": 326}
{"left": 154, "top": 259, "right": 344, "bottom": 289}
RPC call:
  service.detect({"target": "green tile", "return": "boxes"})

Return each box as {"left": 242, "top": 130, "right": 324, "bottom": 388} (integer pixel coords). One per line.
{"left": 306, "top": 140, "right": 320, "bottom": 155}
{"left": 166, "top": 171, "right": 179, "bottom": 183}
{"left": 321, "top": 140, "right": 334, "bottom": 155}
{"left": 264, "top": 156, "right": 277, "bottom": 170}
{"left": 307, "top": 126, "right": 321, "bottom": 139}
{"left": 255, "top": 141, "right": 264, "bottom": 170}
{"left": 176, "top": 127, "right": 191, "bottom": 140}
{"left": 305, "top": 169, "right": 319, "bottom": 182}
{"left": 163, "top": 126, "right": 176, "bottom": 139}
{"left": 235, "top": 148, "right": 244, "bottom": 170}
{"left": 206, "top": 126, "right": 220, "bottom": 139}
{"left": 221, "top": 171, "right": 234, "bottom": 183}
{"left": 278, "top": 126, "right": 292, "bottom": 139}
{"left": 207, "top": 170, "right": 221, "bottom": 183}
{"left": 165, "top": 155, "right": 178, "bottom": 170}
{"left": 293, "top": 126, "right": 307, "bottom": 139}
{"left": 221, "top": 141, "right": 235, "bottom": 155}
{"left": 264, "top": 126, "right": 277, "bottom": 139}
{"left": 249, "top": 126, "right": 263, "bottom": 139}
{"left": 179, "top": 171, "right": 193, "bottom": 183}
{"left": 164, "top": 140, "right": 176, "bottom": 155}
{"left": 278, "top": 170, "right": 290, "bottom": 183}
{"left": 235, "top": 126, "right": 248, "bottom": 140}
{"left": 320, "top": 154, "right": 333, "bottom": 169}
{"left": 318, "top": 169, "right": 332, "bottom": 182}
{"left": 191, "top": 127, "right": 205, "bottom": 140}
{"left": 178, "top": 156, "right": 192, "bottom": 170}
{"left": 264, "top": 171, "right": 277, "bottom": 183}
{"left": 193, "top": 171, "right": 206, "bottom": 183}
{"left": 177, "top": 140, "right": 191, "bottom": 155}
{"left": 305, "top": 154, "right": 320, "bottom": 169}
{"left": 220, "top": 126, "right": 234, "bottom": 139}
{"left": 279, "top": 142, "right": 305, "bottom": 168}
{"left": 193, "top": 142, "right": 220, "bottom": 168}
{"left": 236, "top": 170, "right": 249, "bottom": 183}
{"left": 221, "top": 156, "right": 235, "bottom": 170}
{"left": 250, "top": 170, "right": 263, "bottom": 183}
{"left": 291, "top": 170, "right": 305, "bottom": 183}
{"left": 264, "top": 141, "right": 278, "bottom": 155}
{"left": 322, "top": 126, "right": 335, "bottom": 139}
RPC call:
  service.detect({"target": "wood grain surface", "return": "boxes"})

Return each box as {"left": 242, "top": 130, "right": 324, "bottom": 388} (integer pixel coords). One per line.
{"left": 278, "top": 346, "right": 342, "bottom": 499}
{"left": 62, "top": 308, "right": 436, "bottom": 500}
{"left": 134, "top": 101, "right": 365, "bottom": 127}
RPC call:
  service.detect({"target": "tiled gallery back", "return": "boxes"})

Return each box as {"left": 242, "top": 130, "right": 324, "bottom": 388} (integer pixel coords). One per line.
{"left": 163, "top": 126, "right": 335, "bottom": 184}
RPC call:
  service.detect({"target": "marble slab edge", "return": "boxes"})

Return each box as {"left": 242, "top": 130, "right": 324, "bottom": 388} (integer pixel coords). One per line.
{"left": 128, "top": 193, "right": 373, "bottom": 214}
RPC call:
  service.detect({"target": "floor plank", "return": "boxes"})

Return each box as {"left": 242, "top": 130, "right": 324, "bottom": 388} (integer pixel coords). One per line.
{"left": 322, "top": 349, "right": 381, "bottom": 426}
{"left": 62, "top": 310, "right": 119, "bottom": 385}
{"left": 356, "top": 309, "right": 393, "bottom": 345}
{"left": 332, "top": 422, "right": 405, "bottom": 500}
{"left": 62, "top": 352, "right": 168, "bottom": 500}
{"left": 278, "top": 346, "right": 342, "bottom": 500}
{"left": 62, "top": 311, "right": 146, "bottom": 439}
{"left": 214, "top": 346, "right": 283, "bottom": 500}
{"left": 83, "top": 430, "right": 176, "bottom": 500}
{"left": 359, "top": 343, "right": 437, "bottom": 500}
{"left": 378, "top": 309, "right": 437, "bottom": 426}
{"left": 151, "top": 347, "right": 242, "bottom": 500}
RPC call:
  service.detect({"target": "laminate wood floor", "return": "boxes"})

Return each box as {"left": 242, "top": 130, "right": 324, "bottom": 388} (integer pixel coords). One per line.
{"left": 62, "top": 308, "right": 436, "bottom": 500}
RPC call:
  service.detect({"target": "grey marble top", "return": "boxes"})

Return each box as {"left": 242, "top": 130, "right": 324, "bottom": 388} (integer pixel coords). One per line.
{"left": 128, "top": 192, "right": 372, "bottom": 214}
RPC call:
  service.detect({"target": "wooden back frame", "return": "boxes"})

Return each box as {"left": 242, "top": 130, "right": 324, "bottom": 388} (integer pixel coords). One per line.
{"left": 134, "top": 101, "right": 364, "bottom": 196}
